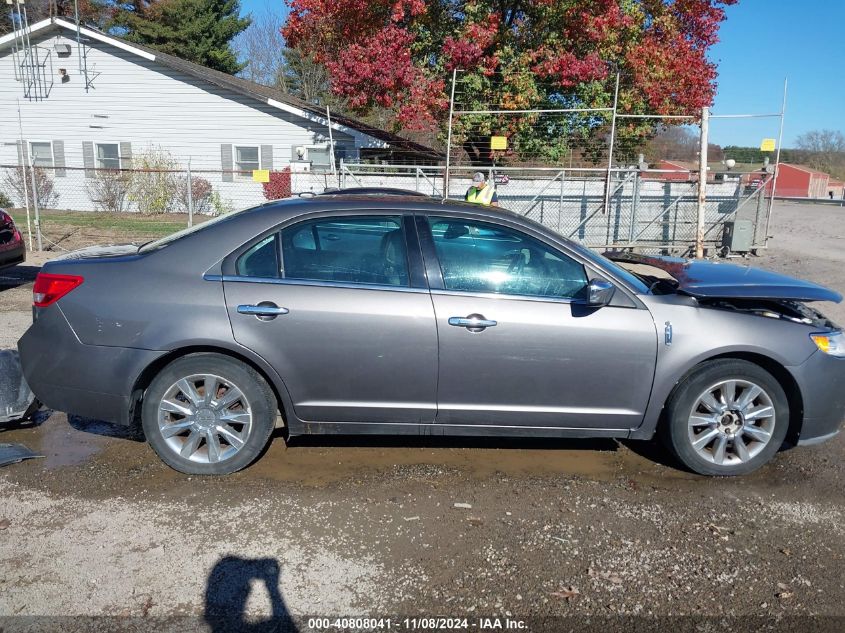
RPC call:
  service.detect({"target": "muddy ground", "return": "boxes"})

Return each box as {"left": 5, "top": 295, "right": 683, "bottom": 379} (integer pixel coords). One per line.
{"left": 0, "top": 201, "right": 844, "bottom": 631}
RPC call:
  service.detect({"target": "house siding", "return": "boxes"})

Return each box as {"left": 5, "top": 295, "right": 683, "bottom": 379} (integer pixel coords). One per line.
{"left": 0, "top": 25, "right": 376, "bottom": 211}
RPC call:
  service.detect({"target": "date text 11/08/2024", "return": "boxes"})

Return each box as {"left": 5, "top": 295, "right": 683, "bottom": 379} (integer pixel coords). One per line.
{"left": 306, "top": 617, "right": 528, "bottom": 630}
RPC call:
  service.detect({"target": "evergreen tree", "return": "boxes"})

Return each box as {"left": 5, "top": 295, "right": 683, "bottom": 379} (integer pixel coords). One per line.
{"left": 112, "top": 0, "right": 250, "bottom": 74}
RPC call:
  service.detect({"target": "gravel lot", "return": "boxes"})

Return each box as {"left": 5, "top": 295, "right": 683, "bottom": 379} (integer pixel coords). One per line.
{"left": 0, "top": 201, "right": 844, "bottom": 631}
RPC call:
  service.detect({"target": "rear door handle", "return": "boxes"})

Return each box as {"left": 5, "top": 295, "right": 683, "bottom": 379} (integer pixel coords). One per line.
{"left": 448, "top": 314, "right": 497, "bottom": 331}
{"left": 237, "top": 303, "right": 289, "bottom": 320}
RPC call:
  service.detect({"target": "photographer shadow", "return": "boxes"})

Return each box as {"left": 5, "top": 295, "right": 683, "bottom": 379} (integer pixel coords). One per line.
{"left": 204, "top": 556, "right": 298, "bottom": 633}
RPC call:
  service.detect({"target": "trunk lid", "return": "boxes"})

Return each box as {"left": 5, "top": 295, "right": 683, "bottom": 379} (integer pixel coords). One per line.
{"left": 49, "top": 244, "right": 139, "bottom": 261}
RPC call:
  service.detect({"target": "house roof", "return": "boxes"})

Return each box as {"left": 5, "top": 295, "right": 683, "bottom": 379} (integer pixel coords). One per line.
{"left": 654, "top": 159, "right": 694, "bottom": 171}
{"left": 780, "top": 163, "right": 829, "bottom": 177}
{"left": 0, "top": 18, "right": 442, "bottom": 162}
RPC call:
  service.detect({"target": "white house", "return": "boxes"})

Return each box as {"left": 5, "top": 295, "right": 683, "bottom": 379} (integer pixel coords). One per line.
{"left": 0, "top": 18, "right": 440, "bottom": 212}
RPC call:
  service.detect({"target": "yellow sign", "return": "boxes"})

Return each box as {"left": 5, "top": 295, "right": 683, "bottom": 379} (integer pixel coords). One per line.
{"left": 760, "top": 138, "right": 776, "bottom": 152}
{"left": 490, "top": 136, "right": 508, "bottom": 151}
{"left": 252, "top": 169, "right": 270, "bottom": 183}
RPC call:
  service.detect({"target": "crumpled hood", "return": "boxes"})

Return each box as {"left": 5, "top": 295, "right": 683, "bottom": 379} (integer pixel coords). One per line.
{"left": 605, "top": 252, "right": 843, "bottom": 303}
{"left": 49, "top": 244, "right": 139, "bottom": 261}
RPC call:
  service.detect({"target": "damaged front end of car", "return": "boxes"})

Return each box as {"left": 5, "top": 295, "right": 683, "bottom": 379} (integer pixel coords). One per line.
{"left": 606, "top": 250, "right": 843, "bottom": 339}
{"left": 696, "top": 297, "right": 837, "bottom": 329}
{"left": 606, "top": 251, "right": 842, "bottom": 306}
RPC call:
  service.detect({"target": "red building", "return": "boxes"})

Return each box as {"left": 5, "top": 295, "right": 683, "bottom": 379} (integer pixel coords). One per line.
{"left": 641, "top": 160, "right": 694, "bottom": 181}
{"left": 774, "top": 164, "right": 830, "bottom": 198}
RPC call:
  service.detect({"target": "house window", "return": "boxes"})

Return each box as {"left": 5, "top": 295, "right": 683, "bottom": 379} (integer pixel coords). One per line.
{"left": 30, "top": 142, "right": 53, "bottom": 168}
{"left": 96, "top": 143, "right": 121, "bottom": 170}
{"left": 235, "top": 146, "right": 260, "bottom": 179}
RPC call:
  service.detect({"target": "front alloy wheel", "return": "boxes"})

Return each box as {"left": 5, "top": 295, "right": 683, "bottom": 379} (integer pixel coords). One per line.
{"left": 687, "top": 379, "right": 776, "bottom": 466}
{"left": 661, "top": 359, "right": 789, "bottom": 476}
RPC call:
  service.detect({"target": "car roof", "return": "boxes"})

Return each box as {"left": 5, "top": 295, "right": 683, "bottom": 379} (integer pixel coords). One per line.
{"left": 143, "top": 192, "right": 647, "bottom": 297}
{"left": 318, "top": 187, "right": 429, "bottom": 197}
{"left": 243, "top": 193, "right": 545, "bottom": 231}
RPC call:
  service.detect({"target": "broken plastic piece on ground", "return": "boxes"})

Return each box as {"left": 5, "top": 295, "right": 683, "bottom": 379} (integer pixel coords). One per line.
{"left": 0, "top": 349, "right": 37, "bottom": 424}
{"left": 0, "top": 443, "right": 43, "bottom": 468}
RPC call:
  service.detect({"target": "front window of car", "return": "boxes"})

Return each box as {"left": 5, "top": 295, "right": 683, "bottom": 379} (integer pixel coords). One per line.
{"left": 428, "top": 217, "right": 588, "bottom": 299}
{"left": 236, "top": 215, "right": 410, "bottom": 287}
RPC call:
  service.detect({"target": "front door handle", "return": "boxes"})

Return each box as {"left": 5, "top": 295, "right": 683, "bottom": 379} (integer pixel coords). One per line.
{"left": 448, "top": 314, "right": 497, "bottom": 332}
{"left": 237, "top": 303, "right": 289, "bottom": 320}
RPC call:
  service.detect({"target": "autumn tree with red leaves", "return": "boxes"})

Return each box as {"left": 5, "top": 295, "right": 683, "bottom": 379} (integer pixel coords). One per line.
{"left": 283, "top": 0, "right": 736, "bottom": 165}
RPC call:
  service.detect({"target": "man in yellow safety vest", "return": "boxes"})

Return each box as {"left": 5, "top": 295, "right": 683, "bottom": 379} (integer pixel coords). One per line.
{"left": 465, "top": 172, "right": 499, "bottom": 206}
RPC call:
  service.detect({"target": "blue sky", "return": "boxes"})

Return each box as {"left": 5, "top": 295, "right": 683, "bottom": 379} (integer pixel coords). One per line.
{"left": 708, "top": 0, "right": 844, "bottom": 148}
{"left": 241, "top": 0, "right": 288, "bottom": 24}
{"left": 239, "top": 0, "right": 843, "bottom": 149}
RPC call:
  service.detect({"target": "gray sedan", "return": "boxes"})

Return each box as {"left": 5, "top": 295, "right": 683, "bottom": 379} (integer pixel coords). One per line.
{"left": 17, "top": 192, "right": 845, "bottom": 475}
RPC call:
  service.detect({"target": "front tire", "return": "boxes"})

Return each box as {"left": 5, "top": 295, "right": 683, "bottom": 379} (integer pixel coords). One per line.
{"left": 660, "top": 359, "right": 789, "bottom": 476}
{"left": 142, "top": 353, "right": 276, "bottom": 475}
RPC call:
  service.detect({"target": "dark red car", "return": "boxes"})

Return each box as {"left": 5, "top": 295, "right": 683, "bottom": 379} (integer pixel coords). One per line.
{"left": 0, "top": 209, "right": 25, "bottom": 270}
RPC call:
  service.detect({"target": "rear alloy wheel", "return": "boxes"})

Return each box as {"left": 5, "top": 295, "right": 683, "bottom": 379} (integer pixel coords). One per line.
{"left": 142, "top": 354, "right": 276, "bottom": 475}
{"left": 661, "top": 360, "right": 789, "bottom": 476}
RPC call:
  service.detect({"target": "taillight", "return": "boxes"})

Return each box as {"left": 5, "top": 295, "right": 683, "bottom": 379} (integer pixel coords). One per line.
{"left": 33, "top": 273, "right": 84, "bottom": 308}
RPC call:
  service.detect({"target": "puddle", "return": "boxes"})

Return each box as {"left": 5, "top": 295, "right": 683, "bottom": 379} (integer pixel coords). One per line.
{"left": 0, "top": 412, "right": 120, "bottom": 470}
{"left": 36, "top": 416, "right": 109, "bottom": 469}
{"left": 237, "top": 435, "right": 630, "bottom": 486}
{"left": 2, "top": 411, "right": 699, "bottom": 492}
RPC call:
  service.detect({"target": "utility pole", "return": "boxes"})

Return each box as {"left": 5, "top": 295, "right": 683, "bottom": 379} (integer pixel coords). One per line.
{"left": 603, "top": 71, "right": 621, "bottom": 216}
{"left": 28, "top": 153, "right": 42, "bottom": 251}
{"left": 326, "top": 105, "right": 337, "bottom": 186}
{"left": 695, "top": 106, "right": 710, "bottom": 259}
{"left": 443, "top": 68, "right": 457, "bottom": 199}
{"left": 186, "top": 158, "right": 193, "bottom": 228}
{"left": 16, "top": 98, "right": 33, "bottom": 251}
{"left": 763, "top": 78, "right": 788, "bottom": 242}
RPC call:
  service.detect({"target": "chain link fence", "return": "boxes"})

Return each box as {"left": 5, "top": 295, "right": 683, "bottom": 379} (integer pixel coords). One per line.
{"left": 341, "top": 163, "right": 772, "bottom": 256}
{"left": 437, "top": 69, "right": 785, "bottom": 256}
{"left": 0, "top": 164, "right": 340, "bottom": 252}
{"left": 0, "top": 160, "right": 772, "bottom": 256}
{"left": 1, "top": 63, "right": 786, "bottom": 258}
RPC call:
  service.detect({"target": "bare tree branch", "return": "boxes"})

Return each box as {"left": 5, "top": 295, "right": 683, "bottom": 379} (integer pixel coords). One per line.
{"left": 234, "top": 6, "right": 286, "bottom": 88}
{"left": 795, "top": 129, "right": 845, "bottom": 179}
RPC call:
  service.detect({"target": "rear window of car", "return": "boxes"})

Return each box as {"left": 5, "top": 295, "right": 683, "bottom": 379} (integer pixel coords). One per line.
{"left": 138, "top": 208, "right": 250, "bottom": 254}
{"left": 280, "top": 216, "right": 409, "bottom": 287}
{"left": 234, "top": 215, "right": 411, "bottom": 288}
{"left": 236, "top": 234, "right": 279, "bottom": 278}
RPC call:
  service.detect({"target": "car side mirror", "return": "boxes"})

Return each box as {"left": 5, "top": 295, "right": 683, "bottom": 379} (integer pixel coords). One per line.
{"left": 586, "top": 279, "right": 615, "bottom": 307}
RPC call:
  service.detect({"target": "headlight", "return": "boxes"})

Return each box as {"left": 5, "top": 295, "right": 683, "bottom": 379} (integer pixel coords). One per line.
{"left": 810, "top": 331, "right": 845, "bottom": 357}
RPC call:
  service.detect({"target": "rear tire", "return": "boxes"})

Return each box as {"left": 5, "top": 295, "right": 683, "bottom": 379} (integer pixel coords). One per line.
{"left": 660, "top": 359, "right": 789, "bottom": 476}
{"left": 142, "top": 353, "right": 276, "bottom": 475}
